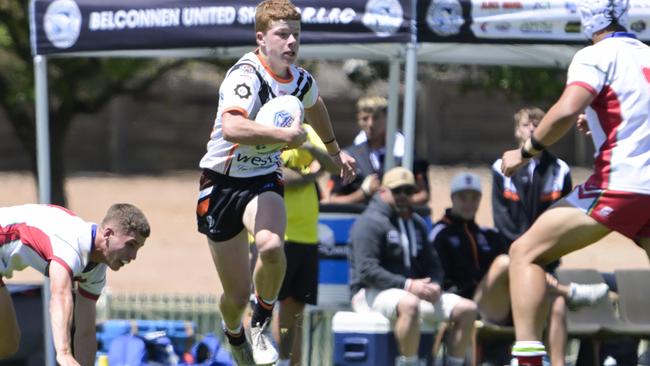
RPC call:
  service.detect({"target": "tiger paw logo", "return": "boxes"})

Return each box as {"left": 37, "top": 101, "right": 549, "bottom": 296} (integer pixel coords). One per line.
{"left": 234, "top": 83, "right": 252, "bottom": 99}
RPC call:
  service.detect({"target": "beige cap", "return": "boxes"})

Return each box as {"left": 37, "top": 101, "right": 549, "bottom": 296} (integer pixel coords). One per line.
{"left": 382, "top": 167, "right": 416, "bottom": 189}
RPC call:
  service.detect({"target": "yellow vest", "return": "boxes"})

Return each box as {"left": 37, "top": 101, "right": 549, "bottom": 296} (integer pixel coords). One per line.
{"left": 281, "top": 125, "right": 324, "bottom": 244}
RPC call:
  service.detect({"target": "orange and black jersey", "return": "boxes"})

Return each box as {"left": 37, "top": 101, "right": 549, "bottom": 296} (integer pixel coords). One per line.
{"left": 429, "top": 209, "right": 506, "bottom": 300}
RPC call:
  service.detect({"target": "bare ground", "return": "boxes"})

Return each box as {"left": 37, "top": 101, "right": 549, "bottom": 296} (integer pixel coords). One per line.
{"left": 2, "top": 167, "right": 647, "bottom": 295}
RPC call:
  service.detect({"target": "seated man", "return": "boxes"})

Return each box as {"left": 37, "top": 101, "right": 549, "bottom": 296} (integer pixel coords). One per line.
{"left": 0, "top": 203, "right": 150, "bottom": 365}
{"left": 349, "top": 167, "right": 476, "bottom": 366}
{"left": 430, "top": 172, "right": 609, "bottom": 366}
{"left": 328, "top": 96, "right": 429, "bottom": 205}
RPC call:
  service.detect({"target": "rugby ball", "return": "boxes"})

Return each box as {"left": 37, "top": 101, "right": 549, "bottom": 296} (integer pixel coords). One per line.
{"left": 253, "top": 95, "right": 304, "bottom": 152}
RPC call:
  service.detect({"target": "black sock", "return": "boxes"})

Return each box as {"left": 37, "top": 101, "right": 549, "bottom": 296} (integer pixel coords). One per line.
{"left": 224, "top": 326, "right": 246, "bottom": 346}
{"left": 251, "top": 295, "right": 274, "bottom": 326}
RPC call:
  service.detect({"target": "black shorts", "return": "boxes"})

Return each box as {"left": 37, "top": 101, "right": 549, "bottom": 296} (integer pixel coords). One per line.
{"left": 278, "top": 242, "right": 319, "bottom": 305}
{"left": 196, "top": 169, "right": 283, "bottom": 242}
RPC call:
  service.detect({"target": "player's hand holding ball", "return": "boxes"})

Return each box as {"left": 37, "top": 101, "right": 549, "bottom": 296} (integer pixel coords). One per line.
{"left": 254, "top": 95, "right": 306, "bottom": 152}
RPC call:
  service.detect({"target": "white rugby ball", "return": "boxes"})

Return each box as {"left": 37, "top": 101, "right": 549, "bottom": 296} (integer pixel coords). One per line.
{"left": 253, "top": 95, "right": 304, "bottom": 152}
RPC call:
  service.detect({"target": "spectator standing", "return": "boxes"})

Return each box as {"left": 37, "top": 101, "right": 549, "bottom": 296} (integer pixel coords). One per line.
{"left": 492, "top": 107, "right": 573, "bottom": 273}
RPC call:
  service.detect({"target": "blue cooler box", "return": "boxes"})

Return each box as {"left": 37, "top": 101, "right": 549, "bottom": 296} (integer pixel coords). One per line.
{"left": 332, "top": 311, "right": 435, "bottom": 366}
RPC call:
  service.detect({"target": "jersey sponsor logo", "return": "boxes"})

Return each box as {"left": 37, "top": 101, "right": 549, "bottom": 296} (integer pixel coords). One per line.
{"left": 598, "top": 206, "right": 614, "bottom": 217}
{"left": 234, "top": 83, "right": 252, "bottom": 99}
{"left": 239, "top": 64, "right": 256, "bottom": 74}
{"left": 426, "top": 0, "right": 464, "bottom": 36}
{"left": 44, "top": 0, "right": 82, "bottom": 49}
{"left": 630, "top": 20, "right": 646, "bottom": 33}
{"left": 234, "top": 153, "right": 278, "bottom": 168}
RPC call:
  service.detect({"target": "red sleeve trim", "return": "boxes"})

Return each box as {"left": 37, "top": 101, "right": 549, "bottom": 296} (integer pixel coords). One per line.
{"left": 51, "top": 257, "right": 73, "bottom": 278}
{"left": 567, "top": 81, "right": 598, "bottom": 96}
{"left": 77, "top": 287, "right": 100, "bottom": 301}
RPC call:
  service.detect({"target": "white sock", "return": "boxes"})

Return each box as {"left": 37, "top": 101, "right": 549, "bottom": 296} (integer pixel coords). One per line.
{"left": 396, "top": 355, "right": 419, "bottom": 366}
{"left": 512, "top": 341, "right": 546, "bottom": 356}
{"left": 447, "top": 356, "right": 465, "bottom": 366}
{"left": 276, "top": 359, "right": 290, "bottom": 366}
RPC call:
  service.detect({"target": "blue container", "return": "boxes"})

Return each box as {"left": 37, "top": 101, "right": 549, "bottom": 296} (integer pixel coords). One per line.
{"left": 97, "top": 319, "right": 196, "bottom": 356}
{"left": 332, "top": 311, "right": 435, "bottom": 366}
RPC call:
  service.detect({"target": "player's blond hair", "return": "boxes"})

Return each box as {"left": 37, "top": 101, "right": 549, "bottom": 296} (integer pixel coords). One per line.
{"left": 513, "top": 107, "right": 545, "bottom": 130}
{"left": 101, "top": 203, "right": 151, "bottom": 238}
{"left": 357, "top": 96, "right": 388, "bottom": 115}
{"left": 255, "top": 0, "right": 301, "bottom": 33}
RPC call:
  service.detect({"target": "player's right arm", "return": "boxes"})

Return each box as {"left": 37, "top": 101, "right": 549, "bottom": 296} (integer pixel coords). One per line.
{"left": 222, "top": 110, "right": 305, "bottom": 146}
{"left": 218, "top": 65, "right": 305, "bottom": 147}
{"left": 48, "top": 260, "right": 81, "bottom": 366}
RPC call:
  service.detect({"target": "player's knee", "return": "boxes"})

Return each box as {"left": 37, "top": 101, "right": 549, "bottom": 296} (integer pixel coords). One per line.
{"left": 397, "top": 293, "right": 420, "bottom": 319}
{"left": 451, "top": 298, "right": 478, "bottom": 324}
{"left": 491, "top": 254, "right": 511, "bottom": 273}
{"left": 508, "top": 238, "right": 531, "bottom": 263}
{"left": 550, "top": 296, "right": 567, "bottom": 319}
{"left": 221, "top": 291, "right": 251, "bottom": 310}
{"left": 256, "top": 230, "right": 283, "bottom": 256}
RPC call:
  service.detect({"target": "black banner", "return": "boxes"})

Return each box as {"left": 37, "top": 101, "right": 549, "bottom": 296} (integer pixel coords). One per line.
{"left": 417, "top": 0, "right": 650, "bottom": 44}
{"left": 30, "top": 0, "right": 413, "bottom": 55}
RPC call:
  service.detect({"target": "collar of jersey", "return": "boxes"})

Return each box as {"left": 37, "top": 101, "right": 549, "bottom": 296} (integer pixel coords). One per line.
{"left": 255, "top": 49, "right": 294, "bottom": 84}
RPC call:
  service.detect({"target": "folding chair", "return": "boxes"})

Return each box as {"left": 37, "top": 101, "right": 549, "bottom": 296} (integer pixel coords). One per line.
{"left": 557, "top": 268, "right": 650, "bottom": 365}
{"left": 473, "top": 320, "right": 515, "bottom": 366}
{"left": 614, "top": 269, "right": 650, "bottom": 337}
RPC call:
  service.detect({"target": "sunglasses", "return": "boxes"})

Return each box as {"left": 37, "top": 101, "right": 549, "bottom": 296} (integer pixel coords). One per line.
{"left": 391, "top": 186, "right": 416, "bottom": 196}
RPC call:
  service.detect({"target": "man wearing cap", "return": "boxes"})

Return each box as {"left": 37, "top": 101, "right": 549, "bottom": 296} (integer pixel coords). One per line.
{"left": 348, "top": 167, "right": 476, "bottom": 366}
{"left": 431, "top": 173, "right": 608, "bottom": 366}
{"left": 500, "top": 0, "right": 650, "bottom": 364}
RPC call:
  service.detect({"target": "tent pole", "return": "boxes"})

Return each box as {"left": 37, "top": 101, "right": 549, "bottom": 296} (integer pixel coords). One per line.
{"left": 34, "top": 54, "right": 55, "bottom": 366}
{"left": 385, "top": 56, "right": 401, "bottom": 173}
{"left": 402, "top": 0, "right": 418, "bottom": 170}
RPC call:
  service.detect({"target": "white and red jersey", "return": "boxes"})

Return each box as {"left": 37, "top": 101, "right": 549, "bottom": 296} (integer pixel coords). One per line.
{"left": 567, "top": 34, "right": 650, "bottom": 194}
{"left": 199, "top": 50, "right": 319, "bottom": 178}
{"left": 0, "top": 204, "right": 106, "bottom": 300}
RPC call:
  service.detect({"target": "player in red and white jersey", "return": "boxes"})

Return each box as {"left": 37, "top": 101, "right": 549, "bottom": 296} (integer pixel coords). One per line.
{"left": 500, "top": 0, "right": 650, "bottom": 364}
{"left": 0, "top": 203, "right": 150, "bottom": 366}
{"left": 195, "top": 1, "right": 356, "bottom": 364}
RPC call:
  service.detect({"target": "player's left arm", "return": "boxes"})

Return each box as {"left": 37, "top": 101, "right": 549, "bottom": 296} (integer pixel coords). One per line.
{"left": 48, "top": 260, "right": 81, "bottom": 366}
{"left": 305, "top": 97, "right": 356, "bottom": 183}
{"left": 73, "top": 293, "right": 97, "bottom": 366}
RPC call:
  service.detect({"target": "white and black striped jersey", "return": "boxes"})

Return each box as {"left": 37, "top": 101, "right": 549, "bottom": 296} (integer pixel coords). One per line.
{"left": 199, "top": 50, "right": 319, "bottom": 177}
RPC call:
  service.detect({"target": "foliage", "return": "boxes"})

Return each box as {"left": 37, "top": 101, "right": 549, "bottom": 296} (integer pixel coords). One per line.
{"left": 459, "top": 66, "right": 566, "bottom": 105}
{"left": 0, "top": 1, "right": 189, "bottom": 205}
